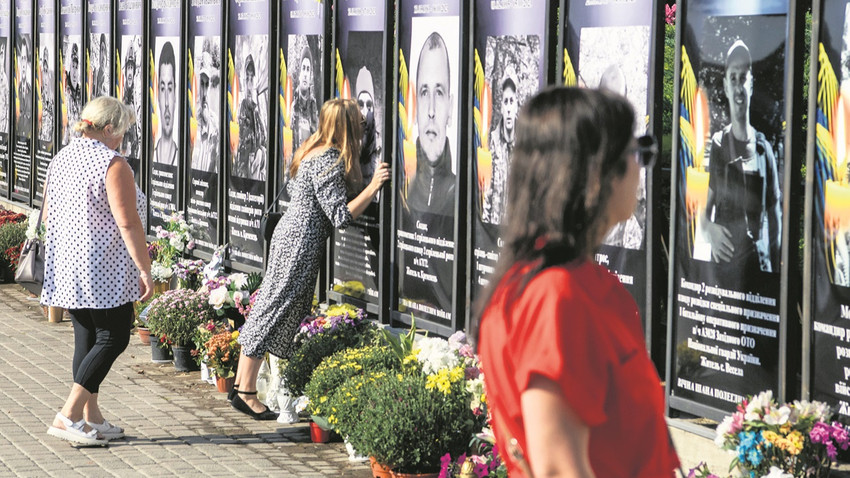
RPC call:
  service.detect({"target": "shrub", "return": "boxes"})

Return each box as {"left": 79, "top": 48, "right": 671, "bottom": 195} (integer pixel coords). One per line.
{"left": 305, "top": 345, "right": 399, "bottom": 418}
{"left": 346, "top": 370, "right": 478, "bottom": 474}
{"left": 282, "top": 320, "right": 378, "bottom": 396}
{"left": 146, "top": 289, "right": 214, "bottom": 346}
{"left": 0, "top": 222, "right": 27, "bottom": 281}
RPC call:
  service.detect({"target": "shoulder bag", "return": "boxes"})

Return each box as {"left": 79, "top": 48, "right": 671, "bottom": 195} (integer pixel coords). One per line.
{"left": 15, "top": 201, "right": 46, "bottom": 296}
{"left": 260, "top": 187, "right": 288, "bottom": 243}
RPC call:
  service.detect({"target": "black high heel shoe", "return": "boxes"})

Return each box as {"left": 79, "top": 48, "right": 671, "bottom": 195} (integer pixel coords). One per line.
{"left": 231, "top": 391, "right": 279, "bottom": 421}
{"left": 227, "top": 384, "right": 240, "bottom": 403}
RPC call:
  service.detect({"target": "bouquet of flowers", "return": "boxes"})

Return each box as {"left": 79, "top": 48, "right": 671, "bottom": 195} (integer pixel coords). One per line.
{"left": 204, "top": 272, "right": 263, "bottom": 324}
{"left": 149, "top": 211, "right": 196, "bottom": 282}
{"left": 205, "top": 330, "right": 241, "bottom": 378}
{"left": 715, "top": 390, "right": 850, "bottom": 477}
{"left": 25, "top": 210, "right": 45, "bottom": 240}
{"left": 176, "top": 259, "right": 205, "bottom": 290}
{"left": 439, "top": 429, "right": 507, "bottom": 478}
{"left": 192, "top": 319, "right": 229, "bottom": 365}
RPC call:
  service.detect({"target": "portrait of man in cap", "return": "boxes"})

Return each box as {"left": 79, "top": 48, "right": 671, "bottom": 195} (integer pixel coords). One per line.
{"left": 16, "top": 35, "right": 33, "bottom": 139}
{"left": 39, "top": 45, "right": 54, "bottom": 144}
{"left": 356, "top": 66, "right": 381, "bottom": 187}
{"left": 290, "top": 43, "right": 318, "bottom": 159}
{"left": 154, "top": 40, "right": 178, "bottom": 166}
{"left": 64, "top": 41, "right": 82, "bottom": 145}
{"left": 482, "top": 67, "right": 518, "bottom": 225}
{"left": 235, "top": 53, "right": 267, "bottom": 181}
{"left": 192, "top": 39, "right": 221, "bottom": 174}
{"left": 700, "top": 39, "right": 781, "bottom": 274}
{"left": 121, "top": 43, "right": 140, "bottom": 159}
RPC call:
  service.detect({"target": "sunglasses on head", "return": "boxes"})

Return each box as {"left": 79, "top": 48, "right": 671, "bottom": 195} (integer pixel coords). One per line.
{"left": 634, "top": 134, "right": 658, "bottom": 168}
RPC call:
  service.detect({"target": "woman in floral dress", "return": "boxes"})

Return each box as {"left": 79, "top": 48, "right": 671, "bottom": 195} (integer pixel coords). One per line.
{"left": 231, "top": 99, "right": 389, "bottom": 419}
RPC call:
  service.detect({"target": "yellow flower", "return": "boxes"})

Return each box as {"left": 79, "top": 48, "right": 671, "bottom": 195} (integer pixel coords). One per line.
{"left": 320, "top": 396, "right": 328, "bottom": 403}
{"left": 231, "top": 331, "right": 239, "bottom": 340}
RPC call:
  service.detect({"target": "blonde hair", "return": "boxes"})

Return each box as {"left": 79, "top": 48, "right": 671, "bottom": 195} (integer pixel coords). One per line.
{"left": 290, "top": 98, "right": 363, "bottom": 192}
{"left": 73, "top": 96, "right": 136, "bottom": 136}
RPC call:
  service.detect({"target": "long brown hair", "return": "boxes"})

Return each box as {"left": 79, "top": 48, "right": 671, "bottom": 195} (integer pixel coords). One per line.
{"left": 289, "top": 98, "right": 363, "bottom": 191}
{"left": 471, "top": 87, "right": 635, "bottom": 348}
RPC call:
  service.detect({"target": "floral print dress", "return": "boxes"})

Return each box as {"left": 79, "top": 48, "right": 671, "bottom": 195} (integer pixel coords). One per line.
{"left": 238, "top": 148, "right": 352, "bottom": 359}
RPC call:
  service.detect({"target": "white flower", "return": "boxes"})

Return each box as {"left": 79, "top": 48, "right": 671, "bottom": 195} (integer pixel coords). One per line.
{"left": 764, "top": 405, "right": 790, "bottom": 426}
{"left": 415, "top": 337, "right": 459, "bottom": 374}
{"left": 762, "top": 466, "right": 793, "bottom": 478}
{"left": 791, "top": 400, "right": 832, "bottom": 423}
{"left": 150, "top": 261, "right": 173, "bottom": 281}
{"left": 233, "top": 291, "right": 245, "bottom": 305}
{"left": 209, "top": 287, "right": 228, "bottom": 309}
{"left": 230, "top": 273, "right": 248, "bottom": 290}
{"left": 715, "top": 416, "right": 734, "bottom": 447}
{"left": 447, "top": 331, "right": 467, "bottom": 350}
{"left": 745, "top": 390, "right": 774, "bottom": 421}
{"left": 169, "top": 236, "right": 185, "bottom": 252}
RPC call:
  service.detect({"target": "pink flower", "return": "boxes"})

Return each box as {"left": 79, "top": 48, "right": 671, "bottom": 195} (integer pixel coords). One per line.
{"left": 665, "top": 4, "right": 676, "bottom": 24}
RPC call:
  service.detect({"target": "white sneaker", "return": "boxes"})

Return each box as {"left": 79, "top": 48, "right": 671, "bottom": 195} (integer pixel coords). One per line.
{"left": 47, "top": 413, "right": 108, "bottom": 446}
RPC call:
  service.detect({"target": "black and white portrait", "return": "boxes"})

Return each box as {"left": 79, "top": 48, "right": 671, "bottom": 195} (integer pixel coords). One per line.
{"left": 578, "top": 25, "right": 650, "bottom": 250}
{"left": 0, "top": 37, "right": 9, "bottom": 135}
{"left": 89, "top": 32, "right": 108, "bottom": 98}
{"left": 287, "top": 34, "right": 321, "bottom": 166}
{"left": 692, "top": 15, "right": 785, "bottom": 278}
{"left": 16, "top": 33, "right": 33, "bottom": 139}
{"left": 405, "top": 18, "right": 460, "bottom": 222}
{"left": 37, "top": 39, "right": 55, "bottom": 144}
{"left": 342, "top": 31, "right": 384, "bottom": 195}
{"left": 481, "top": 34, "right": 540, "bottom": 226}
{"left": 120, "top": 35, "right": 142, "bottom": 160}
{"left": 191, "top": 36, "right": 221, "bottom": 174}
{"left": 233, "top": 34, "right": 269, "bottom": 181}
{"left": 62, "top": 36, "right": 82, "bottom": 145}
{"left": 153, "top": 38, "right": 179, "bottom": 166}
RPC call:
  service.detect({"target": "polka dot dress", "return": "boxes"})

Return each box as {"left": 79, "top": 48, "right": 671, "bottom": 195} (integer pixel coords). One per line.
{"left": 238, "top": 148, "right": 352, "bottom": 359}
{"left": 41, "top": 137, "right": 146, "bottom": 309}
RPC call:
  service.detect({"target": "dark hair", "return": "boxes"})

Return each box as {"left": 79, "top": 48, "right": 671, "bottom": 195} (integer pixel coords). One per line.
{"left": 245, "top": 54, "right": 255, "bottom": 77}
{"left": 471, "top": 86, "right": 635, "bottom": 347}
{"left": 158, "top": 41, "right": 175, "bottom": 73}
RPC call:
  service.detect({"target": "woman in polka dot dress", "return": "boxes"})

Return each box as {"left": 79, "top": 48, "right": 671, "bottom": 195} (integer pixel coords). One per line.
{"left": 231, "top": 99, "right": 389, "bottom": 420}
{"left": 42, "top": 97, "right": 152, "bottom": 446}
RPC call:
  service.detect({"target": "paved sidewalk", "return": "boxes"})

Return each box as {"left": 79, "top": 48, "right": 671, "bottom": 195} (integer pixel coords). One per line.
{"left": 0, "top": 284, "right": 372, "bottom": 477}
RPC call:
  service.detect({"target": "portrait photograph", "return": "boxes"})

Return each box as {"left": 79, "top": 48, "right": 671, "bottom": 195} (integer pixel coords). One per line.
{"left": 153, "top": 37, "right": 180, "bottom": 167}
{"left": 37, "top": 37, "right": 55, "bottom": 144}
{"left": 285, "top": 34, "right": 322, "bottom": 177}
{"left": 479, "top": 34, "right": 540, "bottom": 226}
{"left": 577, "top": 24, "right": 651, "bottom": 250}
{"left": 232, "top": 34, "right": 269, "bottom": 182}
{"left": 687, "top": 14, "right": 785, "bottom": 278}
{"left": 88, "top": 32, "right": 109, "bottom": 99}
{"left": 343, "top": 30, "right": 384, "bottom": 189}
{"left": 0, "top": 36, "right": 9, "bottom": 135}
{"left": 119, "top": 35, "right": 142, "bottom": 161}
{"left": 61, "top": 35, "right": 82, "bottom": 146}
{"left": 15, "top": 33, "right": 33, "bottom": 141}
{"left": 191, "top": 36, "right": 222, "bottom": 174}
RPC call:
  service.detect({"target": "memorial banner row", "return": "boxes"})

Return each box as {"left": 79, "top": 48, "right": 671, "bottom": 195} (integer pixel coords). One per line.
{"left": 12, "top": 0, "right": 850, "bottom": 423}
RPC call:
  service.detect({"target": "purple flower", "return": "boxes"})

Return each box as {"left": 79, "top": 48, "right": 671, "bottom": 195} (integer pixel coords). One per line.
{"left": 439, "top": 453, "right": 452, "bottom": 478}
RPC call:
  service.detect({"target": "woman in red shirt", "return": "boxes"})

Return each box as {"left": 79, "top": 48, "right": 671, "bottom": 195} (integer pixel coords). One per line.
{"left": 474, "top": 87, "right": 680, "bottom": 477}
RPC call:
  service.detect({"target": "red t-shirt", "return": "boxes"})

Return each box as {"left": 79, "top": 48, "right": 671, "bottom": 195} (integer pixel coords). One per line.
{"left": 478, "top": 260, "right": 679, "bottom": 477}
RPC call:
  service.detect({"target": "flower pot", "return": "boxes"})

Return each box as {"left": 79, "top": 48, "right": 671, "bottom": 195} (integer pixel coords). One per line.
{"left": 216, "top": 375, "right": 235, "bottom": 393}
{"left": 369, "top": 456, "right": 393, "bottom": 478}
{"left": 310, "top": 421, "right": 330, "bottom": 443}
{"left": 172, "top": 345, "right": 200, "bottom": 372}
{"left": 153, "top": 280, "right": 170, "bottom": 295}
{"left": 137, "top": 327, "right": 151, "bottom": 345}
{"left": 389, "top": 472, "right": 439, "bottom": 478}
{"left": 48, "top": 306, "right": 64, "bottom": 323}
{"left": 150, "top": 340, "right": 173, "bottom": 363}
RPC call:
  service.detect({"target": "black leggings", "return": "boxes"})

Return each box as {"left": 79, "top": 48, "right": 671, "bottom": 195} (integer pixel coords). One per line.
{"left": 69, "top": 303, "right": 133, "bottom": 394}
